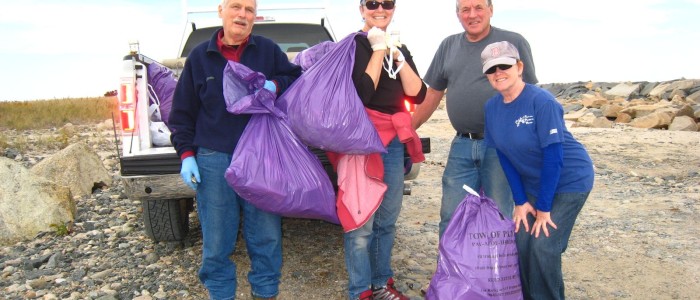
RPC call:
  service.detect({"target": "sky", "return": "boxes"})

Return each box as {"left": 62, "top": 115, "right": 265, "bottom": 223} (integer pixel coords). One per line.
{"left": 0, "top": 0, "right": 699, "bottom": 101}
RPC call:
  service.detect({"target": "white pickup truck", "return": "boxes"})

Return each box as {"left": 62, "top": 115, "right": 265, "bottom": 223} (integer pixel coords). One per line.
{"left": 115, "top": 6, "right": 429, "bottom": 242}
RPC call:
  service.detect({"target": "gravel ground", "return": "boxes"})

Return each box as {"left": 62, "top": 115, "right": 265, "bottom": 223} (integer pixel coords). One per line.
{"left": 1, "top": 109, "right": 699, "bottom": 299}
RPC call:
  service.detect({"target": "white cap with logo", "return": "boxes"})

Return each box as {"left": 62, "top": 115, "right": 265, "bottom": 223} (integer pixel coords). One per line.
{"left": 480, "top": 41, "right": 521, "bottom": 74}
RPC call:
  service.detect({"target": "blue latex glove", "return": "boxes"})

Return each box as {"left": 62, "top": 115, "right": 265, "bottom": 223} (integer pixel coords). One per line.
{"left": 180, "top": 156, "right": 200, "bottom": 191}
{"left": 263, "top": 80, "right": 276, "bottom": 94}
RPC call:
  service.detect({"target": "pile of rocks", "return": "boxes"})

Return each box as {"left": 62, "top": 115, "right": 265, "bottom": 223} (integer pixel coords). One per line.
{"left": 539, "top": 79, "right": 700, "bottom": 131}
{"left": 0, "top": 126, "right": 205, "bottom": 299}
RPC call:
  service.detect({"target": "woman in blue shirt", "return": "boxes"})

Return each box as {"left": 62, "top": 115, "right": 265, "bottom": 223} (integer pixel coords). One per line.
{"left": 481, "top": 41, "right": 594, "bottom": 300}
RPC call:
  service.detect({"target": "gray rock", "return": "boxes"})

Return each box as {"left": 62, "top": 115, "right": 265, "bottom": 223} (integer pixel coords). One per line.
{"left": 605, "top": 82, "right": 640, "bottom": 99}
{"left": 688, "top": 90, "right": 700, "bottom": 103}
{"left": 649, "top": 83, "right": 672, "bottom": 98}
{"left": 668, "top": 116, "right": 698, "bottom": 131}
{"left": 639, "top": 82, "right": 659, "bottom": 96}
{"left": 31, "top": 142, "right": 113, "bottom": 197}
{"left": 4, "top": 148, "right": 20, "bottom": 159}
{"left": 0, "top": 158, "right": 75, "bottom": 246}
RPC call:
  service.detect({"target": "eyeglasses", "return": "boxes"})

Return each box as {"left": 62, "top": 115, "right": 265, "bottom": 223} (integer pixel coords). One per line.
{"left": 364, "top": 0, "right": 395, "bottom": 10}
{"left": 484, "top": 64, "right": 513, "bottom": 75}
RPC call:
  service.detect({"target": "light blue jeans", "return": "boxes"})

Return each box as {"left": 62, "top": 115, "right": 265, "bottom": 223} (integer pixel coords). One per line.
{"left": 517, "top": 192, "right": 589, "bottom": 300}
{"left": 195, "top": 147, "right": 283, "bottom": 300}
{"left": 344, "top": 138, "right": 404, "bottom": 299}
{"left": 439, "top": 135, "right": 513, "bottom": 238}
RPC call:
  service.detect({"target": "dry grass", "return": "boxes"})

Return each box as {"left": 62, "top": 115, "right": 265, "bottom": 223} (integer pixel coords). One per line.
{"left": 0, "top": 97, "right": 117, "bottom": 130}
{"left": 0, "top": 97, "right": 117, "bottom": 152}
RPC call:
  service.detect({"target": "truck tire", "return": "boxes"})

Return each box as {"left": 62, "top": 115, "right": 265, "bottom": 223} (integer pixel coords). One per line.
{"left": 403, "top": 160, "right": 421, "bottom": 181}
{"left": 142, "top": 198, "right": 190, "bottom": 242}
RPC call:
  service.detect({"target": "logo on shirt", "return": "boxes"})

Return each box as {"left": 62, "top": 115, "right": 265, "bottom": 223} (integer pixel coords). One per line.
{"left": 549, "top": 128, "right": 558, "bottom": 135}
{"left": 515, "top": 115, "right": 534, "bottom": 127}
{"left": 206, "top": 76, "right": 216, "bottom": 81}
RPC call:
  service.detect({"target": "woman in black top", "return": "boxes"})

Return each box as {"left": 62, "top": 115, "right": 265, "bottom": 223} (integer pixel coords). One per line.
{"left": 343, "top": 1, "right": 427, "bottom": 300}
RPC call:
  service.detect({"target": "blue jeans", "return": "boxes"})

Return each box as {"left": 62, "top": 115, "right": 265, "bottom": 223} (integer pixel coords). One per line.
{"left": 344, "top": 138, "right": 404, "bottom": 299}
{"left": 517, "top": 192, "right": 589, "bottom": 300}
{"left": 439, "top": 135, "right": 513, "bottom": 237}
{"left": 195, "top": 148, "right": 283, "bottom": 300}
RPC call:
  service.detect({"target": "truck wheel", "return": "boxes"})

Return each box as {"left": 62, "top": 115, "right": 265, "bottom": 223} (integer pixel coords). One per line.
{"left": 142, "top": 198, "right": 190, "bottom": 242}
{"left": 404, "top": 161, "right": 421, "bottom": 181}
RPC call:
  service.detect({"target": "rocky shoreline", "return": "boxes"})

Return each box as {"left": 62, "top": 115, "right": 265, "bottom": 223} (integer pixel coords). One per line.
{"left": 540, "top": 79, "right": 700, "bottom": 131}
{"left": 1, "top": 79, "right": 699, "bottom": 299}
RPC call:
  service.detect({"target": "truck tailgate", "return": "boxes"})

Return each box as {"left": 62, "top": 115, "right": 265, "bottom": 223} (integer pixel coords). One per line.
{"left": 120, "top": 151, "right": 180, "bottom": 176}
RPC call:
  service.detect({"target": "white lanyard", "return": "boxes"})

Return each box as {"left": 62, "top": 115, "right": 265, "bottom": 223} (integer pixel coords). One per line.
{"left": 383, "top": 46, "right": 404, "bottom": 79}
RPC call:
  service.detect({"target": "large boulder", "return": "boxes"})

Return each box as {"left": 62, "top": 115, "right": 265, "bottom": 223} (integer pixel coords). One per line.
{"left": 565, "top": 108, "right": 588, "bottom": 121}
{"left": 629, "top": 111, "right": 674, "bottom": 129}
{"left": 668, "top": 116, "right": 699, "bottom": 131}
{"left": 31, "top": 142, "right": 112, "bottom": 197}
{"left": 675, "top": 105, "right": 696, "bottom": 119}
{"left": 591, "top": 117, "right": 614, "bottom": 128}
{"left": 601, "top": 104, "right": 624, "bottom": 118}
{"left": 604, "top": 82, "right": 640, "bottom": 99}
{"left": 688, "top": 90, "right": 700, "bottom": 103}
{"left": 0, "top": 158, "right": 75, "bottom": 246}
{"left": 580, "top": 94, "right": 608, "bottom": 108}
{"left": 615, "top": 113, "right": 633, "bottom": 124}
{"left": 669, "top": 79, "right": 697, "bottom": 91}
{"left": 648, "top": 83, "right": 672, "bottom": 99}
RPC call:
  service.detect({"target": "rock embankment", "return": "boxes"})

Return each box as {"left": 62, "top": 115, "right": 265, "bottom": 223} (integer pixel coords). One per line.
{"left": 539, "top": 79, "right": 700, "bottom": 131}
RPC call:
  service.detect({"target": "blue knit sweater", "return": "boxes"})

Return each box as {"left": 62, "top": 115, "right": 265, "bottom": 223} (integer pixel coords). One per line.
{"left": 168, "top": 29, "right": 301, "bottom": 157}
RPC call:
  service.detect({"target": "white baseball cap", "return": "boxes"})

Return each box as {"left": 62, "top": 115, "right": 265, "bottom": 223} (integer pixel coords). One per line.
{"left": 481, "top": 41, "right": 520, "bottom": 74}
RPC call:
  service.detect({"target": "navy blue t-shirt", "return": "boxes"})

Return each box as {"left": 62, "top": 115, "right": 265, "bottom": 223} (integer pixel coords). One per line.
{"left": 484, "top": 84, "right": 594, "bottom": 207}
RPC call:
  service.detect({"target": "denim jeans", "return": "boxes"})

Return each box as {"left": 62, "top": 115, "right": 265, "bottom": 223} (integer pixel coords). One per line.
{"left": 344, "top": 138, "right": 404, "bottom": 299}
{"left": 195, "top": 147, "right": 283, "bottom": 300}
{"left": 439, "top": 135, "right": 513, "bottom": 237}
{"left": 517, "top": 192, "right": 589, "bottom": 300}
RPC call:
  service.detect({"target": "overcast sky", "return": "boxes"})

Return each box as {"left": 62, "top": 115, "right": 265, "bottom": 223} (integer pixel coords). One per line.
{"left": 0, "top": 0, "right": 698, "bottom": 101}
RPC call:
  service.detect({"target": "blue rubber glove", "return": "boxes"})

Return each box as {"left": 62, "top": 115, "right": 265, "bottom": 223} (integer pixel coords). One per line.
{"left": 180, "top": 156, "right": 200, "bottom": 191}
{"left": 263, "top": 80, "right": 276, "bottom": 94}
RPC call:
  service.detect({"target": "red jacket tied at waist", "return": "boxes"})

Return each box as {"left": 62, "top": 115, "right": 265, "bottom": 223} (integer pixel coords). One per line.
{"left": 328, "top": 109, "right": 425, "bottom": 232}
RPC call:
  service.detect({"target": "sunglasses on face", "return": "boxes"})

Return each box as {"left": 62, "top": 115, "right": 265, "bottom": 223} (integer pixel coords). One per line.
{"left": 484, "top": 64, "right": 514, "bottom": 75}
{"left": 364, "top": 0, "right": 395, "bottom": 10}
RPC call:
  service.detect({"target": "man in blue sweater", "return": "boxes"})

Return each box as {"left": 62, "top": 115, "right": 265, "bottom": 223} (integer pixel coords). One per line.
{"left": 168, "top": 0, "right": 301, "bottom": 299}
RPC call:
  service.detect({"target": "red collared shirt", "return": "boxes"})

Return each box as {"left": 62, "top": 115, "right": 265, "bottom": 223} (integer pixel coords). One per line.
{"left": 216, "top": 30, "right": 249, "bottom": 62}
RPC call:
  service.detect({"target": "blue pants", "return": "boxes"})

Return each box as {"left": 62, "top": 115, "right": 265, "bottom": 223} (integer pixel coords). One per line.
{"left": 517, "top": 192, "right": 589, "bottom": 300}
{"left": 439, "top": 135, "right": 514, "bottom": 237}
{"left": 344, "top": 138, "right": 404, "bottom": 299}
{"left": 195, "top": 147, "right": 282, "bottom": 300}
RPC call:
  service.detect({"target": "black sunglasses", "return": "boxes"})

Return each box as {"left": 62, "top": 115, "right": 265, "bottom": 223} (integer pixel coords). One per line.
{"left": 364, "top": 0, "right": 395, "bottom": 10}
{"left": 484, "top": 64, "right": 514, "bottom": 75}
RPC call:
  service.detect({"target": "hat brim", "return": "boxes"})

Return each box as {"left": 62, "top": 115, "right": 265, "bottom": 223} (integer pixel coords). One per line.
{"left": 482, "top": 57, "right": 517, "bottom": 74}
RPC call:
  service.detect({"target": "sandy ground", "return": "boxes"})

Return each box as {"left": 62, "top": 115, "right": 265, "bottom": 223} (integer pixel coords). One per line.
{"left": 407, "top": 108, "right": 700, "bottom": 300}
{"left": 6, "top": 106, "right": 697, "bottom": 299}
{"left": 212, "top": 108, "right": 699, "bottom": 299}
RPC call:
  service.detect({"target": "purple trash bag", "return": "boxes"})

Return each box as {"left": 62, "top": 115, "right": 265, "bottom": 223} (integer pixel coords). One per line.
{"left": 222, "top": 61, "right": 339, "bottom": 224}
{"left": 293, "top": 41, "right": 337, "bottom": 72}
{"left": 277, "top": 32, "right": 385, "bottom": 155}
{"left": 426, "top": 185, "right": 523, "bottom": 300}
{"left": 146, "top": 62, "right": 177, "bottom": 126}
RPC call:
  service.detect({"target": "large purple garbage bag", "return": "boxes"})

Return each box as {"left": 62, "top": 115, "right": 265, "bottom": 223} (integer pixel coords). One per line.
{"left": 146, "top": 62, "right": 177, "bottom": 126}
{"left": 293, "top": 41, "right": 337, "bottom": 72}
{"left": 277, "top": 32, "right": 385, "bottom": 155}
{"left": 426, "top": 186, "right": 522, "bottom": 300}
{"left": 222, "top": 61, "right": 339, "bottom": 224}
